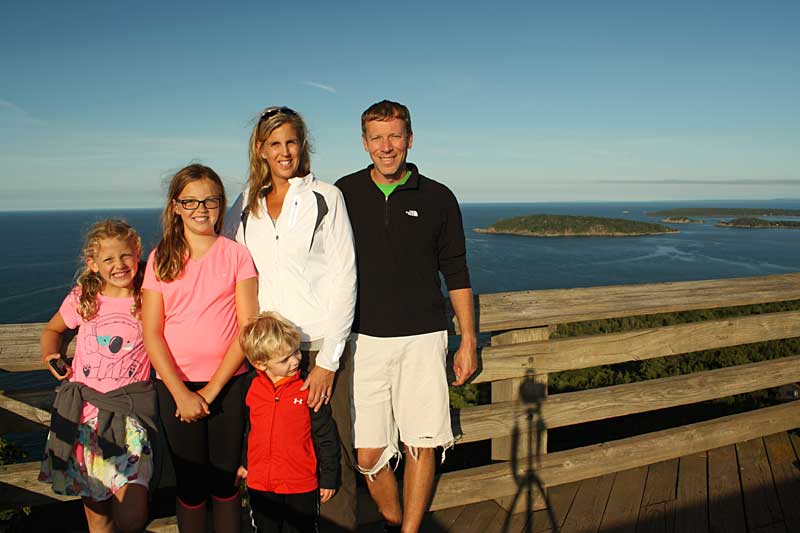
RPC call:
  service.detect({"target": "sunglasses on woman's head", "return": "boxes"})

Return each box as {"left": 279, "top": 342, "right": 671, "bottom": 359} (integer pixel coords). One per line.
{"left": 260, "top": 107, "right": 298, "bottom": 122}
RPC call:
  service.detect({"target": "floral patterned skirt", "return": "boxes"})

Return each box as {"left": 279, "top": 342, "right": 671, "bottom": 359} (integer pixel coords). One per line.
{"left": 39, "top": 415, "right": 153, "bottom": 501}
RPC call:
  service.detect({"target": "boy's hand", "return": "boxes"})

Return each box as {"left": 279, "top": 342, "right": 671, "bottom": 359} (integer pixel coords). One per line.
{"left": 236, "top": 466, "right": 248, "bottom": 485}
{"left": 301, "top": 366, "right": 334, "bottom": 412}
{"left": 320, "top": 488, "right": 336, "bottom": 503}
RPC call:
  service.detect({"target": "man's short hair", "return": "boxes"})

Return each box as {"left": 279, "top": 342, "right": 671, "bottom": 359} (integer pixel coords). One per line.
{"left": 240, "top": 311, "right": 301, "bottom": 366}
{"left": 361, "top": 100, "right": 412, "bottom": 136}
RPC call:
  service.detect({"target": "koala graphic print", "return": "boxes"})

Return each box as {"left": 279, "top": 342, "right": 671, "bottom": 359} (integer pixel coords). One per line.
{"left": 58, "top": 289, "right": 150, "bottom": 421}
{"left": 81, "top": 313, "right": 144, "bottom": 381}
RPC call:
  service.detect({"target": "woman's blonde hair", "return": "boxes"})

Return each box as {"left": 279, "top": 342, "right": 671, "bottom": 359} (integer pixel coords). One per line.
{"left": 246, "top": 107, "right": 312, "bottom": 218}
{"left": 76, "top": 219, "right": 143, "bottom": 321}
{"left": 154, "top": 164, "right": 226, "bottom": 282}
{"left": 239, "top": 311, "right": 300, "bottom": 366}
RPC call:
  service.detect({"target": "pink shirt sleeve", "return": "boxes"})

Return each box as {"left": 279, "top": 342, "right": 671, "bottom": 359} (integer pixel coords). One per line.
{"left": 58, "top": 289, "right": 81, "bottom": 329}
{"left": 142, "top": 250, "right": 162, "bottom": 293}
{"left": 233, "top": 240, "right": 258, "bottom": 283}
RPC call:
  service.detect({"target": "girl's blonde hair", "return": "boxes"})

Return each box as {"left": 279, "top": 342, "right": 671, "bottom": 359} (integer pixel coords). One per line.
{"left": 155, "top": 163, "right": 226, "bottom": 282}
{"left": 246, "top": 107, "right": 312, "bottom": 218}
{"left": 76, "top": 219, "right": 144, "bottom": 321}
{"left": 239, "top": 311, "right": 300, "bottom": 366}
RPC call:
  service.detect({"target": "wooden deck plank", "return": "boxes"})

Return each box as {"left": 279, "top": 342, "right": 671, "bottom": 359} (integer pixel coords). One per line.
{"left": 708, "top": 444, "right": 746, "bottom": 533}
{"left": 531, "top": 480, "right": 580, "bottom": 532}
{"left": 763, "top": 432, "right": 800, "bottom": 533}
{"left": 674, "top": 451, "right": 709, "bottom": 533}
{"left": 484, "top": 505, "right": 529, "bottom": 533}
{"left": 598, "top": 466, "right": 647, "bottom": 533}
{"left": 750, "top": 524, "right": 787, "bottom": 533}
{"left": 422, "top": 504, "right": 464, "bottom": 532}
{"left": 448, "top": 500, "right": 501, "bottom": 533}
{"left": 559, "top": 473, "right": 614, "bottom": 533}
{"left": 641, "top": 459, "right": 678, "bottom": 506}
{"left": 636, "top": 502, "right": 674, "bottom": 533}
{"left": 637, "top": 460, "right": 678, "bottom": 533}
{"left": 736, "top": 438, "right": 783, "bottom": 530}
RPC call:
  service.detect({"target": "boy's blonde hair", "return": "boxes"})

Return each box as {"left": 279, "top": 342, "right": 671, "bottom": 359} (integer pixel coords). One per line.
{"left": 240, "top": 311, "right": 301, "bottom": 366}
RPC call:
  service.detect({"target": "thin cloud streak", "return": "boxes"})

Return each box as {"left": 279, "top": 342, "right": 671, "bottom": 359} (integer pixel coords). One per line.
{"left": 301, "top": 81, "right": 337, "bottom": 94}
{"left": 599, "top": 179, "right": 800, "bottom": 185}
{"left": 0, "top": 98, "right": 46, "bottom": 125}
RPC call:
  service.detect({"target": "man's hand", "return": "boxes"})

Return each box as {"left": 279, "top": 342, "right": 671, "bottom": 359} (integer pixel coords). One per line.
{"left": 300, "top": 365, "right": 335, "bottom": 412}
{"left": 320, "top": 488, "right": 336, "bottom": 503}
{"left": 451, "top": 339, "right": 477, "bottom": 386}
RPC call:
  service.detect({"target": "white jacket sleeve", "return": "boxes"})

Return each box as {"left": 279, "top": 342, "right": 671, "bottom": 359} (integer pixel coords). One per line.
{"left": 223, "top": 192, "right": 246, "bottom": 243}
{"left": 313, "top": 186, "right": 357, "bottom": 372}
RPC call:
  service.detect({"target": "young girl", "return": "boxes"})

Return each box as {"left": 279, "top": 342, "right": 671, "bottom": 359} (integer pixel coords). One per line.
{"left": 39, "top": 219, "right": 154, "bottom": 533}
{"left": 142, "top": 163, "right": 258, "bottom": 533}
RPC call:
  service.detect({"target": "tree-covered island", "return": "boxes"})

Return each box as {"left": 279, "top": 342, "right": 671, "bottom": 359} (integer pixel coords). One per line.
{"left": 661, "top": 217, "right": 704, "bottom": 224}
{"left": 716, "top": 217, "right": 800, "bottom": 229}
{"left": 647, "top": 208, "right": 800, "bottom": 217}
{"left": 474, "top": 214, "right": 678, "bottom": 237}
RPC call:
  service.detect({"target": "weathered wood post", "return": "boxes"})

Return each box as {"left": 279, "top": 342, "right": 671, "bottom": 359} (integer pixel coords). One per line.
{"left": 490, "top": 326, "right": 550, "bottom": 512}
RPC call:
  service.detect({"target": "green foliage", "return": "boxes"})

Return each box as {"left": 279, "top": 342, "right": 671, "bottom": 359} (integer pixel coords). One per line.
{"left": 449, "top": 383, "right": 490, "bottom": 408}
{"left": 718, "top": 217, "right": 800, "bottom": 229}
{"left": 548, "top": 300, "right": 800, "bottom": 397}
{"left": 0, "top": 437, "right": 26, "bottom": 466}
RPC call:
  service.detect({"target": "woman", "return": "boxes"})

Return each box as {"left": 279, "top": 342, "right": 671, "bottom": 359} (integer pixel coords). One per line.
{"left": 224, "top": 106, "right": 357, "bottom": 531}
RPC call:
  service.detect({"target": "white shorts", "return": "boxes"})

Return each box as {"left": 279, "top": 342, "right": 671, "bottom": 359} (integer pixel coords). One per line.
{"left": 351, "top": 330, "right": 454, "bottom": 475}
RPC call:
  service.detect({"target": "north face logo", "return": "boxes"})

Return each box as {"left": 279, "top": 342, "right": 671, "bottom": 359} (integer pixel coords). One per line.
{"left": 293, "top": 398, "right": 303, "bottom": 405}
{"left": 405, "top": 210, "right": 418, "bottom": 217}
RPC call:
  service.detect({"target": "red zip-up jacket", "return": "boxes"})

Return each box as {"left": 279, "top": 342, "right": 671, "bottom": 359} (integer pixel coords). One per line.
{"left": 242, "top": 370, "right": 340, "bottom": 494}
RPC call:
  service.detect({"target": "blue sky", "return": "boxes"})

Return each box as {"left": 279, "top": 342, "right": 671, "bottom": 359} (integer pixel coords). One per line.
{"left": 2, "top": 0, "right": 798, "bottom": 210}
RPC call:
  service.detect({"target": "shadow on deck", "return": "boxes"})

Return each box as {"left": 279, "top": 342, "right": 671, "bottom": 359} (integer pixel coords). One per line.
{"left": 395, "top": 430, "right": 800, "bottom": 533}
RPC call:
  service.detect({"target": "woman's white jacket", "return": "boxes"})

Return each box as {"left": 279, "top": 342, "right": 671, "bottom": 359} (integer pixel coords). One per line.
{"left": 223, "top": 173, "right": 356, "bottom": 372}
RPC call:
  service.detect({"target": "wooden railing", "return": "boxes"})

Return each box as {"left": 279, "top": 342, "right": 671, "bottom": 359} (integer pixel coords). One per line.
{"left": 2, "top": 272, "right": 800, "bottom": 521}
{"left": 429, "top": 272, "right": 800, "bottom": 512}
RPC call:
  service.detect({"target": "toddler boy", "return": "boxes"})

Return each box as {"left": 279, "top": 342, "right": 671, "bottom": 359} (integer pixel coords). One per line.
{"left": 238, "top": 312, "right": 340, "bottom": 532}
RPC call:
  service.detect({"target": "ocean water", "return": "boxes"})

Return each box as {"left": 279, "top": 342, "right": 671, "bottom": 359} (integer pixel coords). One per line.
{"left": 1, "top": 199, "right": 799, "bottom": 324}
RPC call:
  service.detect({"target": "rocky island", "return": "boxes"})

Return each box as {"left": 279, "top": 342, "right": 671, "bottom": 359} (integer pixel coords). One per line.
{"left": 661, "top": 217, "right": 704, "bottom": 224}
{"left": 716, "top": 217, "right": 800, "bottom": 229}
{"left": 474, "top": 214, "right": 679, "bottom": 237}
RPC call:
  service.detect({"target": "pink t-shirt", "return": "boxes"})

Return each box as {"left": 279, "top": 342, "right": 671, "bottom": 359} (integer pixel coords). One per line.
{"left": 59, "top": 289, "right": 150, "bottom": 422}
{"left": 142, "top": 236, "right": 257, "bottom": 382}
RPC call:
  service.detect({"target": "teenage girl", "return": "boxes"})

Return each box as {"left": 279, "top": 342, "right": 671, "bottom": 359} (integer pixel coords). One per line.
{"left": 39, "top": 219, "right": 153, "bottom": 533}
{"left": 142, "top": 163, "right": 258, "bottom": 533}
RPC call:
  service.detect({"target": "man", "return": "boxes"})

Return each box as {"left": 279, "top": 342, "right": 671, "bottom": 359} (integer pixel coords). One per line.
{"left": 336, "top": 100, "right": 477, "bottom": 532}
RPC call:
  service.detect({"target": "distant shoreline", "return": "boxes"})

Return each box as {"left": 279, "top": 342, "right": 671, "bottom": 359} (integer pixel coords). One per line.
{"left": 648, "top": 208, "right": 800, "bottom": 217}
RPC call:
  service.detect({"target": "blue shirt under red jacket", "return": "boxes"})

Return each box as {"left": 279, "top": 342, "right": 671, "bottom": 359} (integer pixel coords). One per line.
{"left": 242, "top": 370, "right": 340, "bottom": 493}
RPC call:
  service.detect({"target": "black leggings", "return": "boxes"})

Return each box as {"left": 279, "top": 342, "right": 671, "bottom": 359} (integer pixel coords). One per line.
{"left": 247, "top": 488, "right": 319, "bottom": 533}
{"left": 156, "top": 374, "right": 245, "bottom": 507}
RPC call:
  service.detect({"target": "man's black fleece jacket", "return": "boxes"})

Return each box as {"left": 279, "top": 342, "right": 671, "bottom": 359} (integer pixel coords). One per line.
{"left": 335, "top": 163, "right": 471, "bottom": 338}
